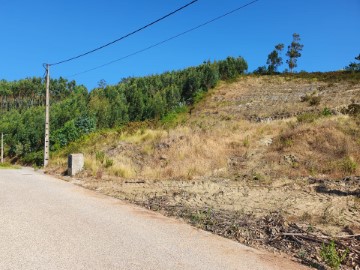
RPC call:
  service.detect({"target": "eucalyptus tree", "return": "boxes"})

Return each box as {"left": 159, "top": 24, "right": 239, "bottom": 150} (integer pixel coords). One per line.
{"left": 267, "top": 43, "right": 284, "bottom": 73}
{"left": 286, "top": 33, "right": 304, "bottom": 73}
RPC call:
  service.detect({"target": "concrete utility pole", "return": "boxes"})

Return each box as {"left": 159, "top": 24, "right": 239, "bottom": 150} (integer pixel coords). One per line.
{"left": 1, "top": 133, "right": 3, "bottom": 164}
{"left": 44, "top": 64, "right": 50, "bottom": 167}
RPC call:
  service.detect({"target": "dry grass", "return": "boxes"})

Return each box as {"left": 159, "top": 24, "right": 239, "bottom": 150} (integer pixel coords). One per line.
{"left": 141, "top": 126, "right": 229, "bottom": 179}
{"left": 48, "top": 75, "right": 360, "bottom": 182}
{"left": 0, "top": 162, "right": 21, "bottom": 169}
{"left": 268, "top": 115, "right": 360, "bottom": 178}
{"left": 119, "top": 129, "right": 166, "bottom": 144}
{"left": 45, "top": 74, "right": 360, "bottom": 270}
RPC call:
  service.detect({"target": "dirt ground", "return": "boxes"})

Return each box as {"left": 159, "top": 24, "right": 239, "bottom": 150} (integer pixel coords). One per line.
{"left": 57, "top": 173, "right": 360, "bottom": 269}
{"left": 50, "top": 74, "right": 360, "bottom": 269}
{"left": 68, "top": 176, "right": 359, "bottom": 234}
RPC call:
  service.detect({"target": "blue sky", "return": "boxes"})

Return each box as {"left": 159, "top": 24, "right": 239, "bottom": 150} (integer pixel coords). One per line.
{"left": 1, "top": 0, "right": 359, "bottom": 90}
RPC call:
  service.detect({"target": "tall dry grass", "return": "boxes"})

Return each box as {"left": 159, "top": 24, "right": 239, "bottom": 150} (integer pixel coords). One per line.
{"left": 268, "top": 115, "right": 360, "bottom": 178}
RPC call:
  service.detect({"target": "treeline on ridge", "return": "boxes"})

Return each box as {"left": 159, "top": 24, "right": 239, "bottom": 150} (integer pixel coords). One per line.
{"left": 0, "top": 56, "right": 247, "bottom": 165}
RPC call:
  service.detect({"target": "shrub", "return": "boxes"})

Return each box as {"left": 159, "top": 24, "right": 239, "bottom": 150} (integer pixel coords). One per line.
{"left": 309, "top": 96, "right": 321, "bottom": 106}
{"left": 297, "top": 112, "right": 320, "bottom": 123}
{"left": 339, "top": 157, "right": 357, "bottom": 174}
{"left": 0, "top": 162, "right": 20, "bottom": 169}
{"left": 110, "top": 165, "right": 135, "bottom": 178}
{"left": 22, "top": 151, "right": 44, "bottom": 166}
{"left": 300, "top": 94, "right": 310, "bottom": 102}
{"left": 95, "top": 151, "right": 105, "bottom": 164}
{"left": 104, "top": 158, "right": 114, "bottom": 168}
{"left": 300, "top": 93, "right": 321, "bottom": 106}
{"left": 193, "top": 90, "right": 207, "bottom": 104}
{"left": 321, "top": 107, "right": 332, "bottom": 116}
{"left": 346, "top": 103, "right": 360, "bottom": 115}
{"left": 161, "top": 104, "right": 188, "bottom": 127}
{"left": 253, "top": 66, "right": 268, "bottom": 75}
{"left": 320, "top": 241, "right": 348, "bottom": 269}
{"left": 219, "top": 56, "right": 248, "bottom": 81}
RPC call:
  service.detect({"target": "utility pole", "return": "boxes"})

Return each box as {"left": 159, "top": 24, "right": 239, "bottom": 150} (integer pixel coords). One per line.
{"left": 44, "top": 64, "right": 50, "bottom": 167}
{"left": 1, "top": 133, "right": 3, "bottom": 164}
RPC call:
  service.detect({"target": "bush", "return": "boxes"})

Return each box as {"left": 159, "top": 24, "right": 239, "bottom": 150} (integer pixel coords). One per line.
{"left": 95, "top": 151, "right": 105, "bottom": 164}
{"left": 160, "top": 105, "right": 188, "bottom": 127}
{"left": 193, "top": 90, "right": 206, "bottom": 104}
{"left": 300, "top": 93, "right": 321, "bottom": 106}
{"left": 105, "top": 158, "right": 114, "bottom": 168}
{"left": 346, "top": 103, "right": 360, "bottom": 115}
{"left": 22, "top": 151, "right": 44, "bottom": 166}
{"left": 321, "top": 107, "right": 332, "bottom": 116}
{"left": 339, "top": 157, "right": 358, "bottom": 174}
{"left": 320, "top": 241, "right": 348, "bottom": 269}
{"left": 309, "top": 96, "right": 321, "bottom": 106}
{"left": 297, "top": 112, "right": 320, "bottom": 123}
{"left": 0, "top": 162, "right": 20, "bottom": 169}
{"left": 219, "top": 56, "right": 248, "bottom": 81}
{"left": 253, "top": 66, "right": 268, "bottom": 75}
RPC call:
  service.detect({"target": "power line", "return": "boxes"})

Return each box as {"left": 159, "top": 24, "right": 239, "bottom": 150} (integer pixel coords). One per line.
{"left": 49, "top": 0, "right": 199, "bottom": 66}
{"left": 68, "top": 0, "right": 259, "bottom": 78}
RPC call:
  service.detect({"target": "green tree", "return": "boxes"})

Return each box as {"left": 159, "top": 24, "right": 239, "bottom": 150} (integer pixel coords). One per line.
{"left": 218, "top": 57, "right": 248, "bottom": 81}
{"left": 88, "top": 93, "right": 112, "bottom": 129}
{"left": 0, "top": 56, "right": 250, "bottom": 165}
{"left": 182, "top": 68, "right": 202, "bottom": 102}
{"left": 107, "top": 87, "right": 129, "bottom": 127}
{"left": 97, "top": 79, "right": 107, "bottom": 89}
{"left": 267, "top": 43, "right": 284, "bottom": 73}
{"left": 199, "top": 61, "right": 219, "bottom": 90}
{"left": 165, "top": 85, "right": 181, "bottom": 111}
{"left": 345, "top": 53, "right": 360, "bottom": 72}
{"left": 150, "top": 92, "right": 166, "bottom": 119}
{"left": 286, "top": 33, "right": 304, "bottom": 73}
{"left": 125, "top": 84, "right": 144, "bottom": 121}
{"left": 253, "top": 66, "right": 268, "bottom": 75}
{"left": 75, "top": 115, "right": 96, "bottom": 134}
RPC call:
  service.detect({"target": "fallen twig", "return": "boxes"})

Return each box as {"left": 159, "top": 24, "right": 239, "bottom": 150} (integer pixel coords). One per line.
{"left": 125, "top": 180, "right": 146, "bottom": 184}
{"left": 281, "top": 232, "right": 360, "bottom": 239}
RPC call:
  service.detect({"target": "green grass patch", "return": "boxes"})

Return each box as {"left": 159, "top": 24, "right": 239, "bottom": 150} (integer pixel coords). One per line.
{"left": 297, "top": 112, "right": 321, "bottom": 123}
{"left": 0, "top": 162, "right": 20, "bottom": 169}
{"left": 160, "top": 105, "right": 189, "bottom": 128}
{"left": 339, "top": 157, "right": 358, "bottom": 174}
{"left": 320, "top": 241, "right": 348, "bottom": 269}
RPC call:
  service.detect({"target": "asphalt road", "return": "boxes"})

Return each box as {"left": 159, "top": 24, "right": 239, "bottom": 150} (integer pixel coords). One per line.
{"left": 0, "top": 168, "right": 308, "bottom": 270}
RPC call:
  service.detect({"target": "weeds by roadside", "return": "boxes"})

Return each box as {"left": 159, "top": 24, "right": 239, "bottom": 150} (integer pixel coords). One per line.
{"left": 320, "top": 241, "right": 348, "bottom": 269}
{"left": 46, "top": 74, "right": 360, "bottom": 269}
{"left": 0, "top": 162, "right": 20, "bottom": 169}
{"left": 135, "top": 196, "right": 359, "bottom": 269}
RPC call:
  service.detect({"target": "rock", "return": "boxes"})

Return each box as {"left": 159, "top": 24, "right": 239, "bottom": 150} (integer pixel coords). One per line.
{"left": 156, "top": 143, "right": 170, "bottom": 149}
{"left": 260, "top": 138, "right": 273, "bottom": 146}
{"left": 284, "top": 154, "right": 298, "bottom": 164}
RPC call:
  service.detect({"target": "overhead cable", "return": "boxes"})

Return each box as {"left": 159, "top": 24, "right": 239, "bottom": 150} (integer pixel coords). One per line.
{"left": 49, "top": 0, "right": 199, "bottom": 66}
{"left": 69, "top": 0, "right": 259, "bottom": 78}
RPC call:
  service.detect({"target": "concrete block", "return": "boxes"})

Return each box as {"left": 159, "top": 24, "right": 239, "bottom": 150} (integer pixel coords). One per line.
{"left": 68, "top": 154, "right": 84, "bottom": 176}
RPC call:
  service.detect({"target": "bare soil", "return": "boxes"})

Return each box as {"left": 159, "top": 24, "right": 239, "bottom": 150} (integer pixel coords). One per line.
{"left": 49, "top": 74, "right": 360, "bottom": 269}
{"left": 193, "top": 75, "right": 360, "bottom": 122}
{"left": 57, "top": 171, "right": 359, "bottom": 269}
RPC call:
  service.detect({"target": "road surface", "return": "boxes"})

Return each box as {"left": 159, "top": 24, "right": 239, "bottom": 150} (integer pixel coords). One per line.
{"left": 0, "top": 168, "right": 309, "bottom": 270}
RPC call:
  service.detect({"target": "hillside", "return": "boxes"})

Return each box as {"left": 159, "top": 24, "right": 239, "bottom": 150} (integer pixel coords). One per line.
{"left": 0, "top": 57, "right": 247, "bottom": 165}
{"left": 48, "top": 73, "right": 360, "bottom": 269}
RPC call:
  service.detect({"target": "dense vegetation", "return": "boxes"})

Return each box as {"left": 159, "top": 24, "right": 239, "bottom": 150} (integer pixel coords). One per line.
{"left": 0, "top": 56, "right": 248, "bottom": 165}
